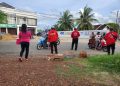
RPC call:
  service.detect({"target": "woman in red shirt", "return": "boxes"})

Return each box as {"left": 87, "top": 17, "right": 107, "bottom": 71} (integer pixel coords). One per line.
{"left": 18, "top": 24, "right": 31, "bottom": 62}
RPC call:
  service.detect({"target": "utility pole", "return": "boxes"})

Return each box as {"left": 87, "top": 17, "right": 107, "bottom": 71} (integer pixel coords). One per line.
{"left": 116, "top": 10, "right": 120, "bottom": 33}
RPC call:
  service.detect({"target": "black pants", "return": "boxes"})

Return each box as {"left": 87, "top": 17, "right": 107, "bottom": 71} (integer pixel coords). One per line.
{"left": 71, "top": 38, "right": 78, "bottom": 50}
{"left": 107, "top": 43, "right": 115, "bottom": 55}
{"left": 20, "top": 42, "right": 29, "bottom": 58}
{"left": 50, "top": 42, "right": 58, "bottom": 54}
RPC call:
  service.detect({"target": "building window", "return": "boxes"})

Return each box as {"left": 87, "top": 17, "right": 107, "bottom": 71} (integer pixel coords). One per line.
{"left": 27, "top": 18, "right": 37, "bottom": 26}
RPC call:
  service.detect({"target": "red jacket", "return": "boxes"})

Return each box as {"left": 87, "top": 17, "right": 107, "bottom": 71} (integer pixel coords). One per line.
{"left": 48, "top": 29, "right": 58, "bottom": 42}
{"left": 104, "top": 31, "right": 118, "bottom": 45}
{"left": 71, "top": 30, "right": 80, "bottom": 39}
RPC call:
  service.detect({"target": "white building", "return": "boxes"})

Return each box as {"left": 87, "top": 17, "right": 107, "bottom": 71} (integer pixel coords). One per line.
{"left": 0, "top": 2, "right": 37, "bottom": 35}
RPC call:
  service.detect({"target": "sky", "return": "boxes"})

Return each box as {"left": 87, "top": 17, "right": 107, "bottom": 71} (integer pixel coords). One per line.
{"left": 0, "top": 0, "right": 120, "bottom": 29}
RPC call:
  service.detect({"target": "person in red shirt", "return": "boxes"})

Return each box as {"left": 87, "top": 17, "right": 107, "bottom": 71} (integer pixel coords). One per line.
{"left": 71, "top": 28, "right": 80, "bottom": 50}
{"left": 104, "top": 28, "right": 118, "bottom": 55}
{"left": 18, "top": 24, "right": 31, "bottom": 62}
{"left": 48, "top": 27, "right": 58, "bottom": 54}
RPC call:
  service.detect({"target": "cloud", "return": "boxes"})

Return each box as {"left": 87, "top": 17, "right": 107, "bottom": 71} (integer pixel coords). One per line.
{"left": 93, "top": 12, "right": 115, "bottom": 24}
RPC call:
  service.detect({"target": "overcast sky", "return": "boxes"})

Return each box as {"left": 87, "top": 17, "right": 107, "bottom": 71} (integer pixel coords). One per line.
{"left": 0, "top": 0, "right": 120, "bottom": 28}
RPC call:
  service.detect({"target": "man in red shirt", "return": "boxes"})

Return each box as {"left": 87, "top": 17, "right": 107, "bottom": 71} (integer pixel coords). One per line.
{"left": 48, "top": 27, "right": 58, "bottom": 54}
{"left": 104, "top": 28, "right": 118, "bottom": 55}
{"left": 71, "top": 28, "right": 80, "bottom": 50}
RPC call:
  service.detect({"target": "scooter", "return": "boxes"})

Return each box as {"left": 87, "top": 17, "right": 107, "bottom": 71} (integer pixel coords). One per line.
{"left": 37, "top": 37, "right": 60, "bottom": 50}
{"left": 96, "top": 38, "right": 107, "bottom": 52}
{"left": 37, "top": 37, "right": 48, "bottom": 50}
{"left": 88, "top": 38, "right": 107, "bottom": 52}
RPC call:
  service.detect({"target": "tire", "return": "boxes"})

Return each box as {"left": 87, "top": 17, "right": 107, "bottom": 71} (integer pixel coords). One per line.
{"left": 37, "top": 44, "right": 42, "bottom": 50}
{"left": 103, "top": 46, "right": 107, "bottom": 52}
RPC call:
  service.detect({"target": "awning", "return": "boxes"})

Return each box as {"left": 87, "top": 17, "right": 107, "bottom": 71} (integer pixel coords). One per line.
{"left": 0, "top": 24, "right": 17, "bottom": 28}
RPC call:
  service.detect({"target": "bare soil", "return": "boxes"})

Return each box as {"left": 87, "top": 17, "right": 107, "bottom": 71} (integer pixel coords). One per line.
{"left": 0, "top": 54, "right": 109, "bottom": 86}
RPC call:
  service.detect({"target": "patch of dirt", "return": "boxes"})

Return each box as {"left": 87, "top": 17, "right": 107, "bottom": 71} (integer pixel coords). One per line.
{"left": 0, "top": 54, "right": 109, "bottom": 86}
{"left": 0, "top": 34, "right": 16, "bottom": 41}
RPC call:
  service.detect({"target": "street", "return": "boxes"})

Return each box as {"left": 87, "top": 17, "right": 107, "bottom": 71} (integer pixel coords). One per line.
{"left": 0, "top": 38, "right": 120, "bottom": 57}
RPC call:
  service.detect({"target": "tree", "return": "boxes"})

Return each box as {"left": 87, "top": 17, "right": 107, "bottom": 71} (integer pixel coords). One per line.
{"left": 0, "top": 11, "right": 7, "bottom": 24}
{"left": 77, "top": 6, "right": 98, "bottom": 30}
{"left": 57, "top": 10, "right": 73, "bottom": 31}
{"left": 106, "top": 23, "right": 119, "bottom": 32}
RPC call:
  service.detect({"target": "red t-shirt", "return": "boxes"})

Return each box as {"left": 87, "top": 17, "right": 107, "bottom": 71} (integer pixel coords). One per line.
{"left": 104, "top": 31, "right": 118, "bottom": 45}
{"left": 48, "top": 29, "right": 58, "bottom": 42}
{"left": 71, "top": 30, "right": 80, "bottom": 39}
{"left": 19, "top": 31, "right": 31, "bottom": 43}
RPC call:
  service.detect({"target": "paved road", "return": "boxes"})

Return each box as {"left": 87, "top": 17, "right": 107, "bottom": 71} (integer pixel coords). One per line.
{"left": 0, "top": 38, "right": 120, "bottom": 56}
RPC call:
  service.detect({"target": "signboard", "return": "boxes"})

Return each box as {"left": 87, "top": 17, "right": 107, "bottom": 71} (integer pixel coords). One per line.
{"left": 0, "top": 24, "right": 17, "bottom": 28}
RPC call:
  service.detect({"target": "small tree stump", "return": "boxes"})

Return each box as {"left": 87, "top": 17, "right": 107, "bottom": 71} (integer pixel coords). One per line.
{"left": 79, "top": 51, "right": 87, "bottom": 58}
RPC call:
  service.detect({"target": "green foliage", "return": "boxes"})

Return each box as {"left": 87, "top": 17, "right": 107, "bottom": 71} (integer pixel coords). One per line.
{"left": 57, "top": 10, "right": 73, "bottom": 31}
{"left": 88, "top": 54, "right": 120, "bottom": 73}
{"left": 0, "top": 11, "right": 7, "bottom": 24}
{"left": 106, "top": 23, "right": 119, "bottom": 32}
{"left": 76, "top": 5, "right": 98, "bottom": 30}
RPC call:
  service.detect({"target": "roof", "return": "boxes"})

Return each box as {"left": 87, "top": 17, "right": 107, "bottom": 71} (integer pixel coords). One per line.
{"left": 94, "top": 24, "right": 109, "bottom": 30}
{"left": 0, "top": 2, "right": 15, "bottom": 9}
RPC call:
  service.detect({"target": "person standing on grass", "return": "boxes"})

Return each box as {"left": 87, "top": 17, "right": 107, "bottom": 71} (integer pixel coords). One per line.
{"left": 18, "top": 24, "right": 31, "bottom": 62}
{"left": 71, "top": 28, "right": 80, "bottom": 50}
{"left": 104, "top": 28, "right": 118, "bottom": 55}
{"left": 48, "top": 27, "right": 58, "bottom": 54}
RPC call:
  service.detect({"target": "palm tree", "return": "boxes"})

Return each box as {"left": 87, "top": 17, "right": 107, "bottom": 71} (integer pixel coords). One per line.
{"left": 77, "top": 6, "right": 98, "bottom": 30}
{"left": 0, "top": 11, "right": 7, "bottom": 24}
{"left": 57, "top": 10, "right": 73, "bottom": 31}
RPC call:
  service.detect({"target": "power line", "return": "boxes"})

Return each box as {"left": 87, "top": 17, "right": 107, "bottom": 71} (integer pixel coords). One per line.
{"left": 37, "top": 12, "right": 60, "bottom": 19}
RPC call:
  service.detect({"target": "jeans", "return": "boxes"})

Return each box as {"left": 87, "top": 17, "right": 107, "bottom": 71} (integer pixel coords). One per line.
{"left": 20, "top": 42, "right": 29, "bottom": 58}
{"left": 107, "top": 43, "right": 115, "bottom": 55}
{"left": 71, "top": 38, "right": 78, "bottom": 50}
{"left": 50, "top": 42, "right": 58, "bottom": 54}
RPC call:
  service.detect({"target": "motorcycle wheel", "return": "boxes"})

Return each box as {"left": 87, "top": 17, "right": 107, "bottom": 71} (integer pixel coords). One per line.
{"left": 103, "top": 46, "right": 107, "bottom": 52}
{"left": 37, "top": 44, "right": 42, "bottom": 50}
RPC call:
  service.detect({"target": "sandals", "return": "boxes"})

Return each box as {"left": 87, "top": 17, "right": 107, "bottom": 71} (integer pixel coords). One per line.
{"left": 18, "top": 58, "right": 22, "bottom": 62}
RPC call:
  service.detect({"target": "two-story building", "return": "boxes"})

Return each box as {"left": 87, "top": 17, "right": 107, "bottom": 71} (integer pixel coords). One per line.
{"left": 0, "top": 2, "right": 37, "bottom": 35}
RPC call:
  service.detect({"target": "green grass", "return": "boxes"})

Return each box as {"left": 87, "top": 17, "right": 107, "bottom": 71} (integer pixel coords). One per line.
{"left": 88, "top": 54, "right": 120, "bottom": 73}
{"left": 55, "top": 54, "right": 120, "bottom": 85}
{"left": 56, "top": 54, "right": 120, "bottom": 78}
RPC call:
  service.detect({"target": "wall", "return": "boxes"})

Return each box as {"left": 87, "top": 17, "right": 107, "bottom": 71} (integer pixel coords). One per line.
{"left": 58, "top": 30, "right": 108, "bottom": 38}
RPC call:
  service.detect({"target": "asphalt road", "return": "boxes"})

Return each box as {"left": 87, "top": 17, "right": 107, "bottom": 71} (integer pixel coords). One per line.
{"left": 0, "top": 38, "right": 120, "bottom": 57}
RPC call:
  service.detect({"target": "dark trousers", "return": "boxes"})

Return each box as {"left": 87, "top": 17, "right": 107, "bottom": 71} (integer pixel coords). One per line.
{"left": 20, "top": 42, "right": 29, "bottom": 58}
{"left": 50, "top": 42, "right": 58, "bottom": 54}
{"left": 71, "top": 38, "right": 78, "bottom": 50}
{"left": 107, "top": 43, "right": 115, "bottom": 55}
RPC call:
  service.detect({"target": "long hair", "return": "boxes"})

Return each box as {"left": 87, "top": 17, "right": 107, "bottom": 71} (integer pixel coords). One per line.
{"left": 21, "top": 24, "right": 27, "bottom": 33}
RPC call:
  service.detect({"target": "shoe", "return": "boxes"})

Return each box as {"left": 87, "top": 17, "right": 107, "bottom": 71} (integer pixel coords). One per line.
{"left": 25, "top": 58, "right": 28, "bottom": 61}
{"left": 19, "top": 58, "right": 22, "bottom": 62}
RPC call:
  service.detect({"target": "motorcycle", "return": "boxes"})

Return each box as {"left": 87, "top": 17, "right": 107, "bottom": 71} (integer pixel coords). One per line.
{"left": 37, "top": 37, "right": 60, "bottom": 50}
{"left": 88, "top": 38, "right": 107, "bottom": 52}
